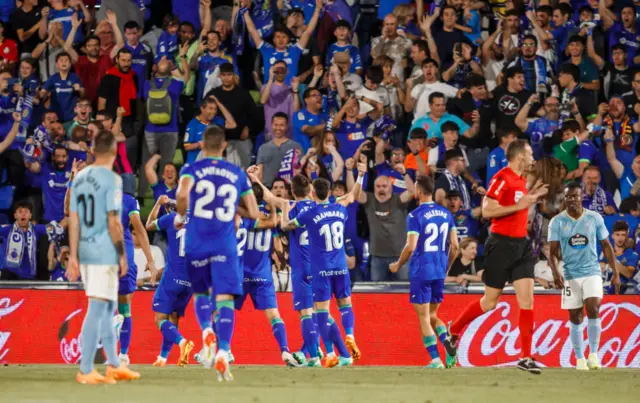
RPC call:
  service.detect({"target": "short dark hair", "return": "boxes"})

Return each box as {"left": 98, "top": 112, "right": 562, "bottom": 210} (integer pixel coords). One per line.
{"left": 53, "top": 144, "right": 68, "bottom": 155}
{"left": 620, "top": 197, "right": 640, "bottom": 214}
{"left": 95, "top": 110, "right": 113, "bottom": 122}
{"left": 206, "top": 30, "right": 221, "bottom": 41}
{"left": 561, "top": 119, "right": 581, "bottom": 133}
{"left": 85, "top": 35, "right": 100, "bottom": 45}
{"left": 272, "top": 111, "right": 289, "bottom": 123}
{"left": 421, "top": 58, "right": 439, "bottom": 69}
{"left": 219, "top": 63, "right": 234, "bottom": 74}
{"left": 537, "top": 5, "right": 553, "bottom": 16}
{"left": 578, "top": 5, "right": 594, "bottom": 15}
{"left": 272, "top": 177, "right": 286, "bottom": 188}
{"left": 251, "top": 182, "right": 264, "bottom": 203}
{"left": 333, "top": 180, "right": 347, "bottom": 193}
{"left": 303, "top": 87, "right": 320, "bottom": 100}
{"left": 444, "top": 148, "right": 464, "bottom": 163}
{"left": 567, "top": 35, "right": 585, "bottom": 46}
{"left": 200, "top": 97, "right": 216, "bottom": 109}
{"left": 163, "top": 14, "right": 180, "bottom": 29}
{"left": 559, "top": 63, "right": 580, "bottom": 83}
{"left": 202, "top": 125, "right": 226, "bottom": 152}
{"left": 366, "top": 65, "right": 383, "bottom": 85}
{"left": 124, "top": 20, "right": 141, "bottom": 31}
{"left": 504, "top": 9, "right": 519, "bottom": 18}
{"left": 412, "top": 39, "right": 429, "bottom": 55}
{"left": 555, "top": 3, "right": 572, "bottom": 17}
{"left": 14, "top": 199, "right": 33, "bottom": 213}
{"left": 497, "top": 128, "right": 521, "bottom": 142}
{"left": 441, "top": 121, "right": 460, "bottom": 134}
{"left": 415, "top": 176, "right": 434, "bottom": 195}
{"left": 505, "top": 66, "right": 524, "bottom": 81}
{"left": 273, "top": 24, "right": 292, "bottom": 37}
{"left": 522, "top": 34, "right": 538, "bottom": 46}
{"left": 613, "top": 220, "right": 630, "bottom": 233}
{"left": 564, "top": 181, "right": 582, "bottom": 194}
{"left": 409, "top": 127, "right": 427, "bottom": 139}
{"left": 55, "top": 52, "right": 71, "bottom": 63}
{"left": 335, "top": 19, "right": 352, "bottom": 31}
{"left": 446, "top": 190, "right": 462, "bottom": 199}
{"left": 428, "top": 91, "right": 445, "bottom": 105}
{"left": 116, "top": 47, "right": 133, "bottom": 60}
{"left": 291, "top": 175, "right": 311, "bottom": 198}
{"left": 180, "top": 21, "right": 195, "bottom": 31}
{"left": 612, "top": 44, "right": 627, "bottom": 54}
{"left": 466, "top": 74, "right": 485, "bottom": 89}
{"left": 93, "top": 130, "right": 116, "bottom": 155}
{"left": 312, "top": 178, "right": 331, "bottom": 201}
{"left": 505, "top": 139, "right": 529, "bottom": 162}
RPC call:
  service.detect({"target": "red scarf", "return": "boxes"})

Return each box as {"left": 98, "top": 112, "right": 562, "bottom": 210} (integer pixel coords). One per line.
{"left": 106, "top": 66, "right": 136, "bottom": 116}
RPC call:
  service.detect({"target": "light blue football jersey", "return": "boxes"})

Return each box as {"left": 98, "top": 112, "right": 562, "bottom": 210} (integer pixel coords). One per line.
{"left": 70, "top": 166, "right": 122, "bottom": 265}
{"left": 548, "top": 209, "right": 609, "bottom": 280}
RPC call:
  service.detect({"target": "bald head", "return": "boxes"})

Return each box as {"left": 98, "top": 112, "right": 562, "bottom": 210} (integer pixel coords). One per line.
{"left": 374, "top": 176, "right": 392, "bottom": 202}
{"left": 383, "top": 14, "right": 398, "bottom": 37}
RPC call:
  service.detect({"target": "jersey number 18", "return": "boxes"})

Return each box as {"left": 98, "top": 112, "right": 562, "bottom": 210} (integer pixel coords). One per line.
{"left": 320, "top": 222, "right": 344, "bottom": 251}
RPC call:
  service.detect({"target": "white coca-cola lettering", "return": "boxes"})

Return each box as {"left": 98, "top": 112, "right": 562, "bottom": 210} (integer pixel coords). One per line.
{"left": 458, "top": 302, "right": 640, "bottom": 368}
{"left": 0, "top": 297, "right": 24, "bottom": 362}
{"left": 59, "top": 309, "right": 82, "bottom": 364}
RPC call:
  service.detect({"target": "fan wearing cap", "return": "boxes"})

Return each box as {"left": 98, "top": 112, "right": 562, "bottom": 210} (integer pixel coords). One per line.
{"left": 325, "top": 20, "right": 362, "bottom": 76}
{"left": 328, "top": 51, "right": 363, "bottom": 94}
{"left": 243, "top": 0, "right": 322, "bottom": 85}
{"left": 403, "top": 127, "right": 429, "bottom": 176}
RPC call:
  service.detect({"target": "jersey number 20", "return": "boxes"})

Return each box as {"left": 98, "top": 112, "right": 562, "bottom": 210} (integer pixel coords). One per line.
{"left": 193, "top": 180, "right": 237, "bottom": 222}
{"left": 424, "top": 223, "right": 449, "bottom": 252}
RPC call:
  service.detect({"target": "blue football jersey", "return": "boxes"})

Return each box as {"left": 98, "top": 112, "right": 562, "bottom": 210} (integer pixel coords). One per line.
{"left": 407, "top": 202, "right": 456, "bottom": 281}
{"left": 240, "top": 207, "right": 276, "bottom": 279}
{"left": 602, "top": 248, "right": 640, "bottom": 294}
{"left": 548, "top": 210, "right": 609, "bottom": 280}
{"left": 155, "top": 212, "right": 188, "bottom": 279}
{"left": 452, "top": 209, "right": 479, "bottom": 241}
{"left": 180, "top": 157, "right": 252, "bottom": 257}
{"left": 287, "top": 199, "right": 316, "bottom": 271}
{"left": 294, "top": 202, "right": 349, "bottom": 271}
{"left": 70, "top": 166, "right": 122, "bottom": 265}
{"left": 121, "top": 193, "right": 140, "bottom": 267}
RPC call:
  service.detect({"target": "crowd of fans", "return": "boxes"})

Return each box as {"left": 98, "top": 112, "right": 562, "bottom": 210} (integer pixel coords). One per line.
{"left": 0, "top": 0, "right": 638, "bottom": 295}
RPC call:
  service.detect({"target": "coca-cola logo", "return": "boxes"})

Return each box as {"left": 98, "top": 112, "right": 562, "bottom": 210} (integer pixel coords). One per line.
{"left": 58, "top": 309, "right": 83, "bottom": 364}
{"left": 0, "top": 297, "right": 24, "bottom": 363}
{"left": 458, "top": 302, "right": 640, "bottom": 368}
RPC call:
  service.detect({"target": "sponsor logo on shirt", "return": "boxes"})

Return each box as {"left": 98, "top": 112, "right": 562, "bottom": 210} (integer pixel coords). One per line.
{"left": 498, "top": 95, "right": 521, "bottom": 115}
{"left": 568, "top": 234, "right": 588, "bottom": 249}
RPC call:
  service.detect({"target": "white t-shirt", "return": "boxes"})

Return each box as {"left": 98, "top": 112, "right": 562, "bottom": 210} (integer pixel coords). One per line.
{"left": 427, "top": 146, "right": 470, "bottom": 174}
{"left": 342, "top": 73, "right": 363, "bottom": 93}
{"left": 135, "top": 246, "right": 166, "bottom": 281}
{"left": 356, "top": 86, "right": 389, "bottom": 114}
{"left": 411, "top": 81, "right": 458, "bottom": 121}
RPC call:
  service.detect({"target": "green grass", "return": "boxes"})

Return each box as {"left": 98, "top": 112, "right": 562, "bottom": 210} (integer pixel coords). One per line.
{"left": 0, "top": 365, "right": 638, "bottom": 403}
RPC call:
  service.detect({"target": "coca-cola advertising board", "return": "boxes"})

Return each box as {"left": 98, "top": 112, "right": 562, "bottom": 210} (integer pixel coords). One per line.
{"left": 0, "top": 290, "right": 638, "bottom": 367}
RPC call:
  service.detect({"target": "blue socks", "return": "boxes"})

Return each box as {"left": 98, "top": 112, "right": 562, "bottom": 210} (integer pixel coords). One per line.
{"left": 435, "top": 325, "right": 448, "bottom": 345}
{"left": 570, "top": 322, "right": 584, "bottom": 359}
{"left": 329, "top": 318, "right": 350, "bottom": 358}
{"left": 423, "top": 335, "right": 441, "bottom": 362}
{"left": 213, "top": 311, "right": 220, "bottom": 336}
{"left": 160, "top": 338, "right": 173, "bottom": 359}
{"left": 81, "top": 299, "right": 117, "bottom": 375}
{"left": 159, "top": 320, "right": 184, "bottom": 345}
{"left": 194, "top": 294, "right": 213, "bottom": 332}
{"left": 216, "top": 301, "right": 235, "bottom": 352}
{"left": 118, "top": 302, "right": 131, "bottom": 355}
{"left": 587, "top": 318, "right": 601, "bottom": 356}
{"left": 301, "top": 315, "right": 318, "bottom": 358}
{"left": 315, "top": 311, "right": 333, "bottom": 355}
{"left": 338, "top": 304, "right": 355, "bottom": 337}
{"left": 271, "top": 317, "right": 289, "bottom": 353}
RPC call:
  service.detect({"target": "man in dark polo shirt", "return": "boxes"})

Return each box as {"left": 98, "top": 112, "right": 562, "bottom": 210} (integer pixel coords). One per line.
{"left": 256, "top": 112, "right": 302, "bottom": 187}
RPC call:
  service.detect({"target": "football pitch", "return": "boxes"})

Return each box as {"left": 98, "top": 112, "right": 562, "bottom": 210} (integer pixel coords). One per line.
{"left": 0, "top": 365, "right": 638, "bottom": 403}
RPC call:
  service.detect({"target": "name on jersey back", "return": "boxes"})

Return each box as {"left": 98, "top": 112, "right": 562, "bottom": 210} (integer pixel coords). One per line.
{"left": 194, "top": 165, "right": 238, "bottom": 182}
{"left": 313, "top": 210, "right": 346, "bottom": 224}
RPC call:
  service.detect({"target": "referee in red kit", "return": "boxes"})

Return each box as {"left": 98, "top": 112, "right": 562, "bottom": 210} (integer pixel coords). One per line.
{"left": 443, "top": 140, "right": 549, "bottom": 374}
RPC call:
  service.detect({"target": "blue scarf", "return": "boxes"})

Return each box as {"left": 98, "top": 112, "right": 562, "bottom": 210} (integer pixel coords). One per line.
{"left": 233, "top": 7, "right": 249, "bottom": 56}
{"left": 583, "top": 184, "right": 608, "bottom": 214}
{"left": 444, "top": 169, "right": 471, "bottom": 210}
{"left": 5, "top": 223, "right": 37, "bottom": 276}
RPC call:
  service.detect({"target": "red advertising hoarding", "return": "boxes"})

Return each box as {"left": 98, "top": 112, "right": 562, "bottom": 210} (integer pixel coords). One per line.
{"left": 0, "top": 290, "right": 638, "bottom": 367}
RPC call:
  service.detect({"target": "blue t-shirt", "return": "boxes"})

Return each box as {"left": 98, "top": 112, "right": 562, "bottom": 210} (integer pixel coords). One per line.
{"left": 155, "top": 212, "right": 188, "bottom": 279}
{"left": 125, "top": 42, "right": 153, "bottom": 98}
{"left": 48, "top": 7, "right": 84, "bottom": 44}
{"left": 43, "top": 73, "right": 82, "bottom": 122}
{"left": 143, "top": 77, "right": 184, "bottom": 133}
{"left": 293, "top": 202, "right": 349, "bottom": 271}
{"left": 156, "top": 30, "right": 178, "bottom": 63}
{"left": 333, "top": 119, "right": 367, "bottom": 162}
{"left": 406, "top": 202, "right": 456, "bottom": 281}
{"left": 41, "top": 162, "right": 71, "bottom": 222}
{"left": 173, "top": 0, "right": 201, "bottom": 32}
{"left": 548, "top": 209, "right": 608, "bottom": 280}
{"left": 486, "top": 146, "right": 507, "bottom": 184}
{"left": 620, "top": 168, "right": 637, "bottom": 201}
{"left": 50, "top": 261, "right": 68, "bottom": 281}
{"left": 451, "top": 208, "right": 479, "bottom": 242}
{"left": 293, "top": 108, "right": 329, "bottom": 153}
{"left": 180, "top": 157, "right": 252, "bottom": 257}
{"left": 325, "top": 43, "right": 362, "bottom": 73}
{"left": 70, "top": 166, "right": 122, "bottom": 265}
{"left": 604, "top": 214, "right": 638, "bottom": 241}
{"left": 578, "top": 139, "right": 604, "bottom": 171}
{"left": 151, "top": 180, "right": 177, "bottom": 215}
{"left": 184, "top": 117, "right": 210, "bottom": 165}
{"left": 552, "top": 23, "right": 573, "bottom": 68}
{"left": 258, "top": 42, "right": 303, "bottom": 85}
{"left": 410, "top": 113, "right": 470, "bottom": 139}
{"left": 195, "top": 52, "right": 234, "bottom": 105}
{"left": 609, "top": 22, "right": 640, "bottom": 67}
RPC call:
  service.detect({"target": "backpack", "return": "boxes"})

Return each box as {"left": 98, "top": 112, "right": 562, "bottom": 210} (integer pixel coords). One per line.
{"left": 147, "top": 78, "right": 173, "bottom": 125}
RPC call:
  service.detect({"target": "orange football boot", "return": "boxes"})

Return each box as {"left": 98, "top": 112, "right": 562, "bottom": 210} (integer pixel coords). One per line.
{"left": 345, "top": 336, "right": 361, "bottom": 360}
{"left": 178, "top": 340, "right": 195, "bottom": 367}
{"left": 105, "top": 364, "right": 141, "bottom": 382}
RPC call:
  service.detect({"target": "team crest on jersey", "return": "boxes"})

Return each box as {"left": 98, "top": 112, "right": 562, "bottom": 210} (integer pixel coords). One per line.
{"left": 455, "top": 214, "right": 466, "bottom": 225}
{"left": 297, "top": 112, "right": 304, "bottom": 120}
{"left": 568, "top": 234, "right": 588, "bottom": 249}
{"left": 3, "top": 48, "right": 8, "bottom": 54}
{"left": 514, "top": 191, "right": 524, "bottom": 203}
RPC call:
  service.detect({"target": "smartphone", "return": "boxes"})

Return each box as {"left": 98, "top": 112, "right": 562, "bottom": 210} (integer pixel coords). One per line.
{"left": 454, "top": 43, "right": 463, "bottom": 56}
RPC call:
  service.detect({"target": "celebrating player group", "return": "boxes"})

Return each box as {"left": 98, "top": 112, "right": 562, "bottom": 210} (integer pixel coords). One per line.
{"left": 66, "top": 131, "right": 617, "bottom": 384}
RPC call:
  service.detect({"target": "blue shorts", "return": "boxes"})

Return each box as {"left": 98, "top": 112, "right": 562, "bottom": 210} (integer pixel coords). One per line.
{"left": 187, "top": 252, "right": 243, "bottom": 296}
{"left": 235, "top": 278, "right": 278, "bottom": 311}
{"left": 153, "top": 271, "right": 193, "bottom": 317}
{"left": 291, "top": 267, "right": 313, "bottom": 311}
{"left": 118, "top": 262, "right": 138, "bottom": 295}
{"left": 409, "top": 278, "right": 444, "bottom": 305}
{"left": 312, "top": 267, "right": 351, "bottom": 303}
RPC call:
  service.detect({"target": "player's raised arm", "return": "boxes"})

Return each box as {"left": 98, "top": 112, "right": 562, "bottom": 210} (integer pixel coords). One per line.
{"left": 254, "top": 203, "right": 279, "bottom": 230}
{"left": 280, "top": 201, "right": 299, "bottom": 232}
{"left": 145, "top": 195, "right": 170, "bottom": 231}
{"left": 131, "top": 211, "right": 158, "bottom": 285}
{"left": 247, "top": 165, "right": 289, "bottom": 211}
{"left": 338, "top": 160, "right": 367, "bottom": 207}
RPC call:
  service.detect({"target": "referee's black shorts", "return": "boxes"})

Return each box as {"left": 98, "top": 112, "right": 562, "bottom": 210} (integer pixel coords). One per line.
{"left": 482, "top": 233, "right": 535, "bottom": 289}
